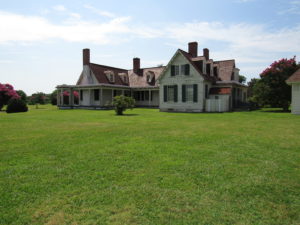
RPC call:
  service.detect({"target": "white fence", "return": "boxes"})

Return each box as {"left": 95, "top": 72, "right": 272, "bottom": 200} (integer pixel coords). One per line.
{"left": 205, "top": 98, "right": 229, "bottom": 112}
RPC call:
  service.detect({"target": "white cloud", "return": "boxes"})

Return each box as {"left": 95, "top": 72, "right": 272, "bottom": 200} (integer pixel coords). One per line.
{"left": 53, "top": 5, "right": 66, "bottom": 12}
{"left": 278, "top": 0, "right": 300, "bottom": 15}
{"left": 84, "top": 5, "right": 116, "bottom": 18}
{"left": 0, "top": 11, "right": 160, "bottom": 45}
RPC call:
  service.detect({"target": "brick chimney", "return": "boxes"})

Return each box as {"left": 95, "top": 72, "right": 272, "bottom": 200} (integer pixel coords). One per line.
{"left": 188, "top": 42, "right": 198, "bottom": 58}
{"left": 203, "top": 48, "right": 209, "bottom": 60}
{"left": 83, "top": 48, "right": 90, "bottom": 65}
{"left": 133, "top": 57, "right": 140, "bottom": 74}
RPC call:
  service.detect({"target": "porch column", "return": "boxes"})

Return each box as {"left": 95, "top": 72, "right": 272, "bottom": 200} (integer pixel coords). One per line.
{"left": 69, "top": 88, "right": 74, "bottom": 108}
{"left": 61, "top": 89, "right": 64, "bottom": 105}
{"left": 89, "top": 89, "right": 92, "bottom": 105}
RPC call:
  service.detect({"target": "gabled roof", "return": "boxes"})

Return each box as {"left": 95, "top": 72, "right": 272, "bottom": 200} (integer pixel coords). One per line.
{"left": 286, "top": 68, "right": 300, "bottom": 83}
{"left": 89, "top": 63, "right": 129, "bottom": 86}
{"left": 214, "top": 60, "right": 235, "bottom": 82}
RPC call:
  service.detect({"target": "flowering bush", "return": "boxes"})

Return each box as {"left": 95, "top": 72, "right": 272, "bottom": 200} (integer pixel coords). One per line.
{"left": 62, "top": 90, "right": 79, "bottom": 105}
{"left": 0, "top": 83, "right": 20, "bottom": 110}
{"left": 29, "top": 92, "right": 46, "bottom": 108}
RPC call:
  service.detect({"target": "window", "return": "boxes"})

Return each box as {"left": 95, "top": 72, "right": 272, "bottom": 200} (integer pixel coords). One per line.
{"left": 145, "top": 91, "right": 149, "bottom": 101}
{"left": 105, "top": 70, "right": 115, "bottom": 83}
{"left": 164, "top": 85, "right": 178, "bottom": 102}
{"left": 171, "top": 65, "right": 180, "bottom": 76}
{"left": 94, "top": 89, "right": 99, "bottom": 101}
{"left": 181, "top": 64, "right": 190, "bottom": 75}
{"left": 182, "top": 84, "right": 198, "bottom": 102}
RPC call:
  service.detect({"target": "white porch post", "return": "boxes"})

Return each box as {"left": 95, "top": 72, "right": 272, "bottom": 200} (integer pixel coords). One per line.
{"left": 69, "top": 88, "right": 74, "bottom": 108}
{"left": 89, "top": 89, "right": 92, "bottom": 106}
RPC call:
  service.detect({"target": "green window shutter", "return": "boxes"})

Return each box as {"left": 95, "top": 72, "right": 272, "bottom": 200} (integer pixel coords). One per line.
{"left": 182, "top": 85, "right": 186, "bottom": 102}
{"left": 174, "top": 85, "right": 178, "bottom": 102}
{"left": 164, "top": 86, "right": 168, "bottom": 102}
{"left": 193, "top": 84, "right": 198, "bottom": 102}
{"left": 171, "top": 65, "right": 175, "bottom": 76}
{"left": 185, "top": 64, "right": 190, "bottom": 75}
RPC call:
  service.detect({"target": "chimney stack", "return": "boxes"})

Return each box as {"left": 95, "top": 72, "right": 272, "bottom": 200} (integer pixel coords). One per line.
{"left": 203, "top": 48, "right": 209, "bottom": 60}
{"left": 83, "top": 48, "right": 90, "bottom": 65}
{"left": 133, "top": 57, "right": 140, "bottom": 74}
{"left": 188, "top": 42, "right": 198, "bottom": 58}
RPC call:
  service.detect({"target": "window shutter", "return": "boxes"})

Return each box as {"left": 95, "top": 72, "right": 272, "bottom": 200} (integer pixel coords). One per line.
{"left": 164, "top": 86, "right": 168, "bottom": 102}
{"left": 182, "top": 85, "right": 186, "bottom": 102}
{"left": 171, "top": 65, "right": 175, "bottom": 76}
{"left": 185, "top": 64, "right": 190, "bottom": 75}
{"left": 174, "top": 85, "right": 178, "bottom": 102}
{"left": 193, "top": 84, "right": 198, "bottom": 102}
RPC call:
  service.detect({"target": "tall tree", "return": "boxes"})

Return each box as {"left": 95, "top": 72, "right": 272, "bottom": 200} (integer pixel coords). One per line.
{"left": 258, "top": 57, "right": 300, "bottom": 111}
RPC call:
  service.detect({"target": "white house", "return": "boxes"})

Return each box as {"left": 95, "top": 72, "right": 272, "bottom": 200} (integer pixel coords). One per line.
{"left": 286, "top": 68, "right": 300, "bottom": 115}
{"left": 56, "top": 42, "right": 247, "bottom": 112}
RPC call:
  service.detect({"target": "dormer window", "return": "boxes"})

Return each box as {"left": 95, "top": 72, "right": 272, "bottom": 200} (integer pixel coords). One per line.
{"left": 146, "top": 71, "right": 155, "bottom": 83}
{"left": 118, "top": 72, "right": 128, "bottom": 83}
{"left": 104, "top": 70, "right": 115, "bottom": 83}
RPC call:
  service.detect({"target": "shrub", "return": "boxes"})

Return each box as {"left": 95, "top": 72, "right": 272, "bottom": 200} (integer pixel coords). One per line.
{"left": 0, "top": 83, "right": 20, "bottom": 110}
{"left": 112, "top": 95, "right": 135, "bottom": 115}
{"left": 6, "top": 98, "right": 28, "bottom": 113}
{"left": 16, "top": 90, "right": 27, "bottom": 103}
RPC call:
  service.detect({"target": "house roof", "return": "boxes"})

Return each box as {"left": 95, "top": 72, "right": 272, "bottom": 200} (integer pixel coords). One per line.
{"left": 286, "top": 68, "right": 300, "bottom": 83}
{"left": 209, "top": 87, "right": 232, "bottom": 95}
{"left": 214, "top": 60, "right": 235, "bottom": 82}
{"left": 89, "top": 63, "right": 129, "bottom": 86}
{"left": 128, "top": 66, "right": 165, "bottom": 87}
{"left": 178, "top": 49, "right": 216, "bottom": 82}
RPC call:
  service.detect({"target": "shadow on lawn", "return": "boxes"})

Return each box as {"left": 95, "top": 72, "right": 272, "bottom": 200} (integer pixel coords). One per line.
{"left": 260, "top": 109, "right": 291, "bottom": 113}
{"left": 117, "top": 114, "right": 139, "bottom": 116}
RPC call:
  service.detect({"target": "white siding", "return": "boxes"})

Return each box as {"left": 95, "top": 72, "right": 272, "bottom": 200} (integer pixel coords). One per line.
{"left": 159, "top": 52, "right": 206, "bottom": 112}
{"left": 292, "top": 84, "right": 300, "bottom": 115}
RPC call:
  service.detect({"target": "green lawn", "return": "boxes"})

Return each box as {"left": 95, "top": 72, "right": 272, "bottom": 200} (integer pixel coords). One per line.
{"left": 1, "top": 105, "right": 299, "bottom": 225}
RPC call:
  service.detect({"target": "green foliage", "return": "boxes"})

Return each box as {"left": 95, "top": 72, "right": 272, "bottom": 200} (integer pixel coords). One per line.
{"left": 6, "top": 98, "right": 28, "bottom": 113}
{"left": 50, "top": 90, "right": 57, "bottom": 105}
{"left": 29, "top": 92, "right": 46, "bottom": 108}
{"left": 16, "top": 90, "right": 27, "bottom": 103}
{"left": 0, "top": 106, "right": 300, "bottom": 224}
{"left": 238, "top": 75, "right": 247, "bottom": 84}
{"left": 255, "top": 57, "right": 300, "bottom": 111}
{"left": 112, "top": 95, "right": 135, "bottom": 115}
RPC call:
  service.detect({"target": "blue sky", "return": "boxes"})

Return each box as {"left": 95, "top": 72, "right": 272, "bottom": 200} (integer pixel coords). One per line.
{"left": 1, "top": 0, "right": 300, "bottom": 94}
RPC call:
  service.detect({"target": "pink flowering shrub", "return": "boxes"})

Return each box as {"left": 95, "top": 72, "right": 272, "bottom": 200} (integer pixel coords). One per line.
{"left": 62, "top": 90, "right": 79, "bottom": 105}
{"left": 0, "top": 83, "right": 20, "bottom": 110}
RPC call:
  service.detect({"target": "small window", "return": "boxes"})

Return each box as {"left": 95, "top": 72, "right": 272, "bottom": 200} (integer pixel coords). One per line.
{"left": 94, "top": 89, "right": 99, "bottom": 101}
{"left": 175, "top": 65, "right": 179, "bottom": 75}
{"left": 186, "top": 85, "right": 193, "bottom": 101}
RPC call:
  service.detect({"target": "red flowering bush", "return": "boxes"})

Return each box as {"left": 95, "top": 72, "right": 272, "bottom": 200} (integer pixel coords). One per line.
{"left": 62, "top": 90, "right": 79, "bottom": 105}
{"left": 0, "top": 83, "right": 20, "bottom": 110}
{"left": 255, "top": 57, "right": 300, "bottom": 110}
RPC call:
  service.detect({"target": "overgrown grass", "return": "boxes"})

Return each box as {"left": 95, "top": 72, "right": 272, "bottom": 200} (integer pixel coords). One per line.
{"left": 1, "top": 105, "right": 299, "bottom": 224}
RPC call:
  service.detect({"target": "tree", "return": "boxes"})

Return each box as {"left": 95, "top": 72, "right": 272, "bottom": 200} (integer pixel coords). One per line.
{"left": 239, "top": 75, "right": 247, "bottom": 84}
{"left": 0, "top": 83, "right": 20, "bottom": 110}
{"left": 258, "top": 57, "right": 300, "bottom": 111}
{"left": 50, "top": 90, "right": 57, "bottom": 105}
{"left": 30, "top": 92, "right": 46, "bottom": 108}
{"left": 112, "top": 95, "right": 135, "bottom": 115}
{"left": 16, "top": 90, "right": 27, "bottom": 103}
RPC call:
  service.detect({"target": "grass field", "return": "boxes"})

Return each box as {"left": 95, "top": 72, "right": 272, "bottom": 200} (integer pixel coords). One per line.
{"left": 1, "top": 105, "right": 300, "bottom": 225}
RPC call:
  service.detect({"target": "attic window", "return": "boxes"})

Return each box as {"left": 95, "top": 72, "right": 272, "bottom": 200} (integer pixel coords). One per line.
{"left": 104, "top": 70, "right": 115, "bottom": 83}
{"left": 118, "top": 72, "right": 128, "bottom": 83}
{"left": 146, "top": 71, "right": 155, "bottom": 83}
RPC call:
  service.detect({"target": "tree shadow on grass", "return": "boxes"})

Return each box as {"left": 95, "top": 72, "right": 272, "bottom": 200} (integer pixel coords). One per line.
{"left": 116, "top": 114, "right": 139, "bottom": 116}
{"left": 260, "top": 109, "right": 291, "bottom": 113}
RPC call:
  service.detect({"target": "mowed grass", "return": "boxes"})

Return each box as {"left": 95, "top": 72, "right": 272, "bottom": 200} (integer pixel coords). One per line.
{"left": 0, "top": 105, "right": 300, "bottom": 225}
